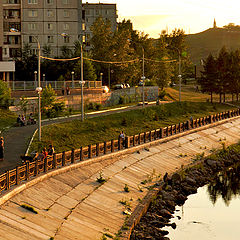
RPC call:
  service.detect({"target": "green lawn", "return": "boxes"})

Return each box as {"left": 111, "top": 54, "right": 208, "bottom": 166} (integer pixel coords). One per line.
{"left": 0, "top": 109, "right": 17, "bottom": 132}
{"left": 29, "top": 101, "right": 238, "bottom": 153}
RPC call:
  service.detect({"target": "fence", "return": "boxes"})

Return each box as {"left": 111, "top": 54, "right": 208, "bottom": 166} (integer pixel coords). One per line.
{"left": 8, "top": 80, "right": 102, "bottom": 91}
{"left": 0, "top": 109, "right": 239, "bottom": 194}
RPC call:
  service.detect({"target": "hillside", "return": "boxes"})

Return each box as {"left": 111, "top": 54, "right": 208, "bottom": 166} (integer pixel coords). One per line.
{"left": 186, "top": 27, "right": 240, "bottom": 65}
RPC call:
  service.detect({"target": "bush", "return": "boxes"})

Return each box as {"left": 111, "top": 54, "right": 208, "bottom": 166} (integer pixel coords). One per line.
{"left": 0, "top": 80, "right": 11, "bottom": 109}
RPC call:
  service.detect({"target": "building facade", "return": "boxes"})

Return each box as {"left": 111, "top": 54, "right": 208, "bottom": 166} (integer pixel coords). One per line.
{"left": 82, "top": 2, "right": 117, "bottom": 49}
{"left": 0, "top": 1, "right": 118, "bottom": 60}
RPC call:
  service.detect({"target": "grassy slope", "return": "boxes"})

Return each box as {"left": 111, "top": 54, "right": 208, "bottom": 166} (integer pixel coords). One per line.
{"left": 30, "top": 101, "right": 237, "bottom": 153}
{"left": 0, "top": 109, "right": 17, "bottom": 131}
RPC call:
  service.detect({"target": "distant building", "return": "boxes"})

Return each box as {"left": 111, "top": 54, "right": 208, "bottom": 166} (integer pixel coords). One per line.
{"left": 213, "top": 18, "right": 217, "bottom": 28}
{"left": 82, "top": 2, "right": 118, "bottom": 50}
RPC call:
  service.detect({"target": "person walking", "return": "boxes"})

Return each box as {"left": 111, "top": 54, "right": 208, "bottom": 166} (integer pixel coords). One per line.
{"left": 0, "top": 137, "right": 4, "bottom": 161}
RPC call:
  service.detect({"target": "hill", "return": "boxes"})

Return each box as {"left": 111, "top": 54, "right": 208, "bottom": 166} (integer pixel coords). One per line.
{"left": 186, "top": 27, "right": 240, "bottom": 65}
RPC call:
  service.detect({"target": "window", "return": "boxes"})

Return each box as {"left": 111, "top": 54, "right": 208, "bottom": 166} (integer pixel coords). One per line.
{"left": 28, "top": 10, "right": 38, "bottom": 17}
{"left": 47, "top": 10, "right": 53, "bottom": 17}
{"left": 63, "top": 23, "right": 69, "bottom": 30}
{"left": 86, "top": 10, "right": 90, "bottom": 15}
{"left": 28, "top": 23, "right": 36, "bottom": 30}
{"left": 29, "top": 36, "right": 37, "bottom": 43}
{"left": 28, "top": 0, "right": 37, "bottom": 4}
{"left": 96, "top": 10, "right": 99, "bottom": 15}
{"left": 62, "top": 0, "right": 68, "bottom": 4}
{"left": 105, "top": 10, "right": 108, "bottom": 15}
{"left": 46, "top": 0, "right": 53, "bottom": 4}
{"left": 47, "top": 36, "right": 54, "bottom": 43}
{"left": 63, "top": 36, "right": 69, "bottom": 43}
{"left": 47, "top": 23, "right": 53, "bottom": 30}
{"left": 3, "top": 48, "right": 7, "bottom": 56}
{"left": 63, "top": 10, "right": 69, "bottom": 18}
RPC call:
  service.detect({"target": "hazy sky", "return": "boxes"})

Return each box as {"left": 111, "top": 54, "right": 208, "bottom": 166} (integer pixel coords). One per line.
{"left": 83, "top": 0, "right": 240, "bottom": 38}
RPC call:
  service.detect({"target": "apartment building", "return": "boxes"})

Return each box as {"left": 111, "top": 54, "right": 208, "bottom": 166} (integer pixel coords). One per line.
{"left": 21, "top": 0, "right": 82, "bottom": 57}
{"left": 82, "top": 2, "right": 117, "bottom": 49}
{"left": 0, "top": 1, "right": 118, "bottom": 60}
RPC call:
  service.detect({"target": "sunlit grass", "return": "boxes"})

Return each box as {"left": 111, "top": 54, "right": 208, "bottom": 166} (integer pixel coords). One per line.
{"left": 29, "top": 101, "right": 237, "bottom": 153}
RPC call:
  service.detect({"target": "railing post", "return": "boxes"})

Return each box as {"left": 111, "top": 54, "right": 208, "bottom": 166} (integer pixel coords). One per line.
{"left": 16, "top": 166, "right": 19, "bottom": 185}
{"left": 138, "top": 133, "right": 141, "bottom": 144}
{"left": 144, "top": 132, "right": 146, "bottom": 143}
{"left": 125, "top": 136, "right": 130, "bottom": 148}
{"left": 186, "top": 120, "right": 190, "bottom": 130}
{"left": 96, "top": 143, "right": 100, "bottom": 156}
{"left": 53, "top": 154, "right": 56, "bottom": 169}
{"left": 44, "top": 158, "right": 48, "bottom": 172}
{"left": 35, "top": 160, "right": 39, "bottom": 175}
{"left": 62, "top": 151, "right": 65, "bottom": 166}
{"left": 111, "top": 139, "right": 114, "bottom": 152}
{"left": 71, "top": 149, "right": 75, "bottom": 164}
{"left": 133, "top": 135, "right": 135, "bottom": 146}
{"left": 118, "top": 137, "right": 121, "bottom": 150}
{"left": 160, "top": 128, "right": 163, "bottom": 138}
{"left": 104, "top": 141, "right": 107, "bottom": 154}
{"left": 88, "top": 144, "right": 92, "bottom": 158}
{"left": 166, "top": 127, "right": 169, "bottom": 136}
{"left": 6, "top": 170, "right": 10, "bottom": 190}
{"left": 26, "top": 161, "right": 30, "bottom": 180}
{"left": 80, "top": 147, "right": 83, "bottom": 161}
{"left": 175, "top": 124, "right": 177, "bottom": 134}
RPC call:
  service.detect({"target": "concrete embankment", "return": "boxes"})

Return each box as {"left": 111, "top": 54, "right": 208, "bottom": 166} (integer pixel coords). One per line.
{"left": 0, "top": 117, "right": 239, "bottom": 240}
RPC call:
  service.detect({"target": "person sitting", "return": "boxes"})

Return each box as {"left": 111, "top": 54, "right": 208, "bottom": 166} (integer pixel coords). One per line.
{"left": 48, "top": 144, "right": 55, "bottom": 156}
{"left": 21, "top": 115, "right": 26, "bottom": 126}
{"left": 119, "top": 131, "right": 125, "bottom": 140}
{"left": 42, "top": 148, "right": 48, "bottom": 160}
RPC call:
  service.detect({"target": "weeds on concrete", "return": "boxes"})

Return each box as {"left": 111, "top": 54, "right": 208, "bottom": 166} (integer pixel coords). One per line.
{"left": 96, "top": 171, "right": 106, "bottom": 184}
{"left": 124, "top": 184, "right": 130, "bottom": 192}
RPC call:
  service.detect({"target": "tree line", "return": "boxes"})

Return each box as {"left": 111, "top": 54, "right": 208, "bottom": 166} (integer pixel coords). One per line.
{"left": 15, "top": 18, "right": 194, "bottom": 89}
{"left": 199, "top": 46, "right": 240, "bottom": 103}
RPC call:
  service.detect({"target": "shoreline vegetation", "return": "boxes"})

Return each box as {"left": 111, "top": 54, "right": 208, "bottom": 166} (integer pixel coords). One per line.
{"left": 129, "top": 142, "right": 240, "bottom": 240}
{"left": 29, "top": 101, "right": 237, "bottom": 153}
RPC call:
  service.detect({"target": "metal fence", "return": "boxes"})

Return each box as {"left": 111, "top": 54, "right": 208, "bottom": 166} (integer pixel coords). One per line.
{"left": 8, "top": 81, "right": 102, "bottom": 91}
{"left": 0, "top": 109, "right": 239, "bottom": 194}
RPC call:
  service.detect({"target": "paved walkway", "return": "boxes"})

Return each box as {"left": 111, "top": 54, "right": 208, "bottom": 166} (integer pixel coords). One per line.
{"left": 0, "top": 103, "right": 159, "bottom": 174}
{"left": 0, "top": 117, "right": 239, "bottom": 239}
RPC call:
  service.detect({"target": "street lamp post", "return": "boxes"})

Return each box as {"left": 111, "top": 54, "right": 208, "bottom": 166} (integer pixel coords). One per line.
{"left": 10, "top": 28, "right": 42, "bottom": 141}
{"left": 71, "top": 71, "right": 75, "bottom": 89}
{"left": 79, "top": 43, "right": 85, "bottom": 122}
{"left": 34, "top": 71, "right": 37, "bottom": 88}
{"left": 177, "top": 50, "right": 182, "bottom": 102}
{"left": 142, "top": 47, "right": 145, "bottom": 107}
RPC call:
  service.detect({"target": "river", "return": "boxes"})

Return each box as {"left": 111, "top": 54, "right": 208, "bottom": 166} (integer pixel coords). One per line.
{"left": 165, "top": 164, "right": 240, "bottom": 240}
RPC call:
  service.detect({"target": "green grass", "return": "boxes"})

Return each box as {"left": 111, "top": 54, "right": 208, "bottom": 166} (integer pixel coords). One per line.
{"left": 29, "top": 101, "right": 237, "bottom": 153}
{"left": 0, "top": 108, "right": 17, "bottom": 131}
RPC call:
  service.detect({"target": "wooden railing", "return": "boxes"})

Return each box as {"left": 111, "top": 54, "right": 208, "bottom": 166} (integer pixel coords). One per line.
{"left": 0, "top": 109, "right": 239, "bottom": 194}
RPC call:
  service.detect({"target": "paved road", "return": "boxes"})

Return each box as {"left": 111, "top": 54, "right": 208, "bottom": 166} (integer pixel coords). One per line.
{"left": 0, "top": 102, "right": 160, "bottom": 174}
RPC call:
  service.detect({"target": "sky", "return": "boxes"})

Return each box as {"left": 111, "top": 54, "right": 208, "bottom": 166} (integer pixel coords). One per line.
{"left": 83, "top": 0, "right": 240, "bottom": 38}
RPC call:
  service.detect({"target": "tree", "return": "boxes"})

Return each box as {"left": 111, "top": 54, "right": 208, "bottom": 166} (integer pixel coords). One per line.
{"left": 17, "top": 97, "right": 28, "bottom": 115}
{"left": 200, "top": 54, "right": 218, "bottom": 103}
{"left": 0, "top": 80, "right": 11, "bottom": 109}
{"left": 217, "top": 46, "right": 230, "bottom": 102}
{"left": 41, "top": 84, "right": 57, "bottom": 111}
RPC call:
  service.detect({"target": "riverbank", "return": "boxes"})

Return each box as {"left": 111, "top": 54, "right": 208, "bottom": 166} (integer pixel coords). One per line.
{"left": 129, "top": 143, "right": 240, "bottom": 240}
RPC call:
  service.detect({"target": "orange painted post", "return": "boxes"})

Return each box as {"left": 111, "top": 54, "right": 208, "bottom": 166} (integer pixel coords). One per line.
{"left": 96, "top": 143, "right": 100, "bottom": 156}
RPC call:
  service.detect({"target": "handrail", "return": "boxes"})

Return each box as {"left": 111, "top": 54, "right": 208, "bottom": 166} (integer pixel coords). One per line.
{"left": 0, "top": 109, "right": 239, "bottom": 194}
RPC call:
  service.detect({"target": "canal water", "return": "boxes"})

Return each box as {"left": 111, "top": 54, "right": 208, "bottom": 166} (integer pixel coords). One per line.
{"left": 165, "top": 164, "right": 240, "bottom": 240}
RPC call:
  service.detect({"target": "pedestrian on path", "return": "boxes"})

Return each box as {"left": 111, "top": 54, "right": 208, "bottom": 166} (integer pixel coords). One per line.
{"left": 0, "top": 137, "right": 4, "bottom": 161}
{"left": 48, "top": 144, "right": 55, "bottom": 156}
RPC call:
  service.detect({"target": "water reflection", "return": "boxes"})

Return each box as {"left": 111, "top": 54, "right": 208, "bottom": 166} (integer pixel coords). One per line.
{"left": 207, "top": 163, "right": 240, "bottom": 206}
{"left": 165, "top": 163, "right": 240, "bottom": 240}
